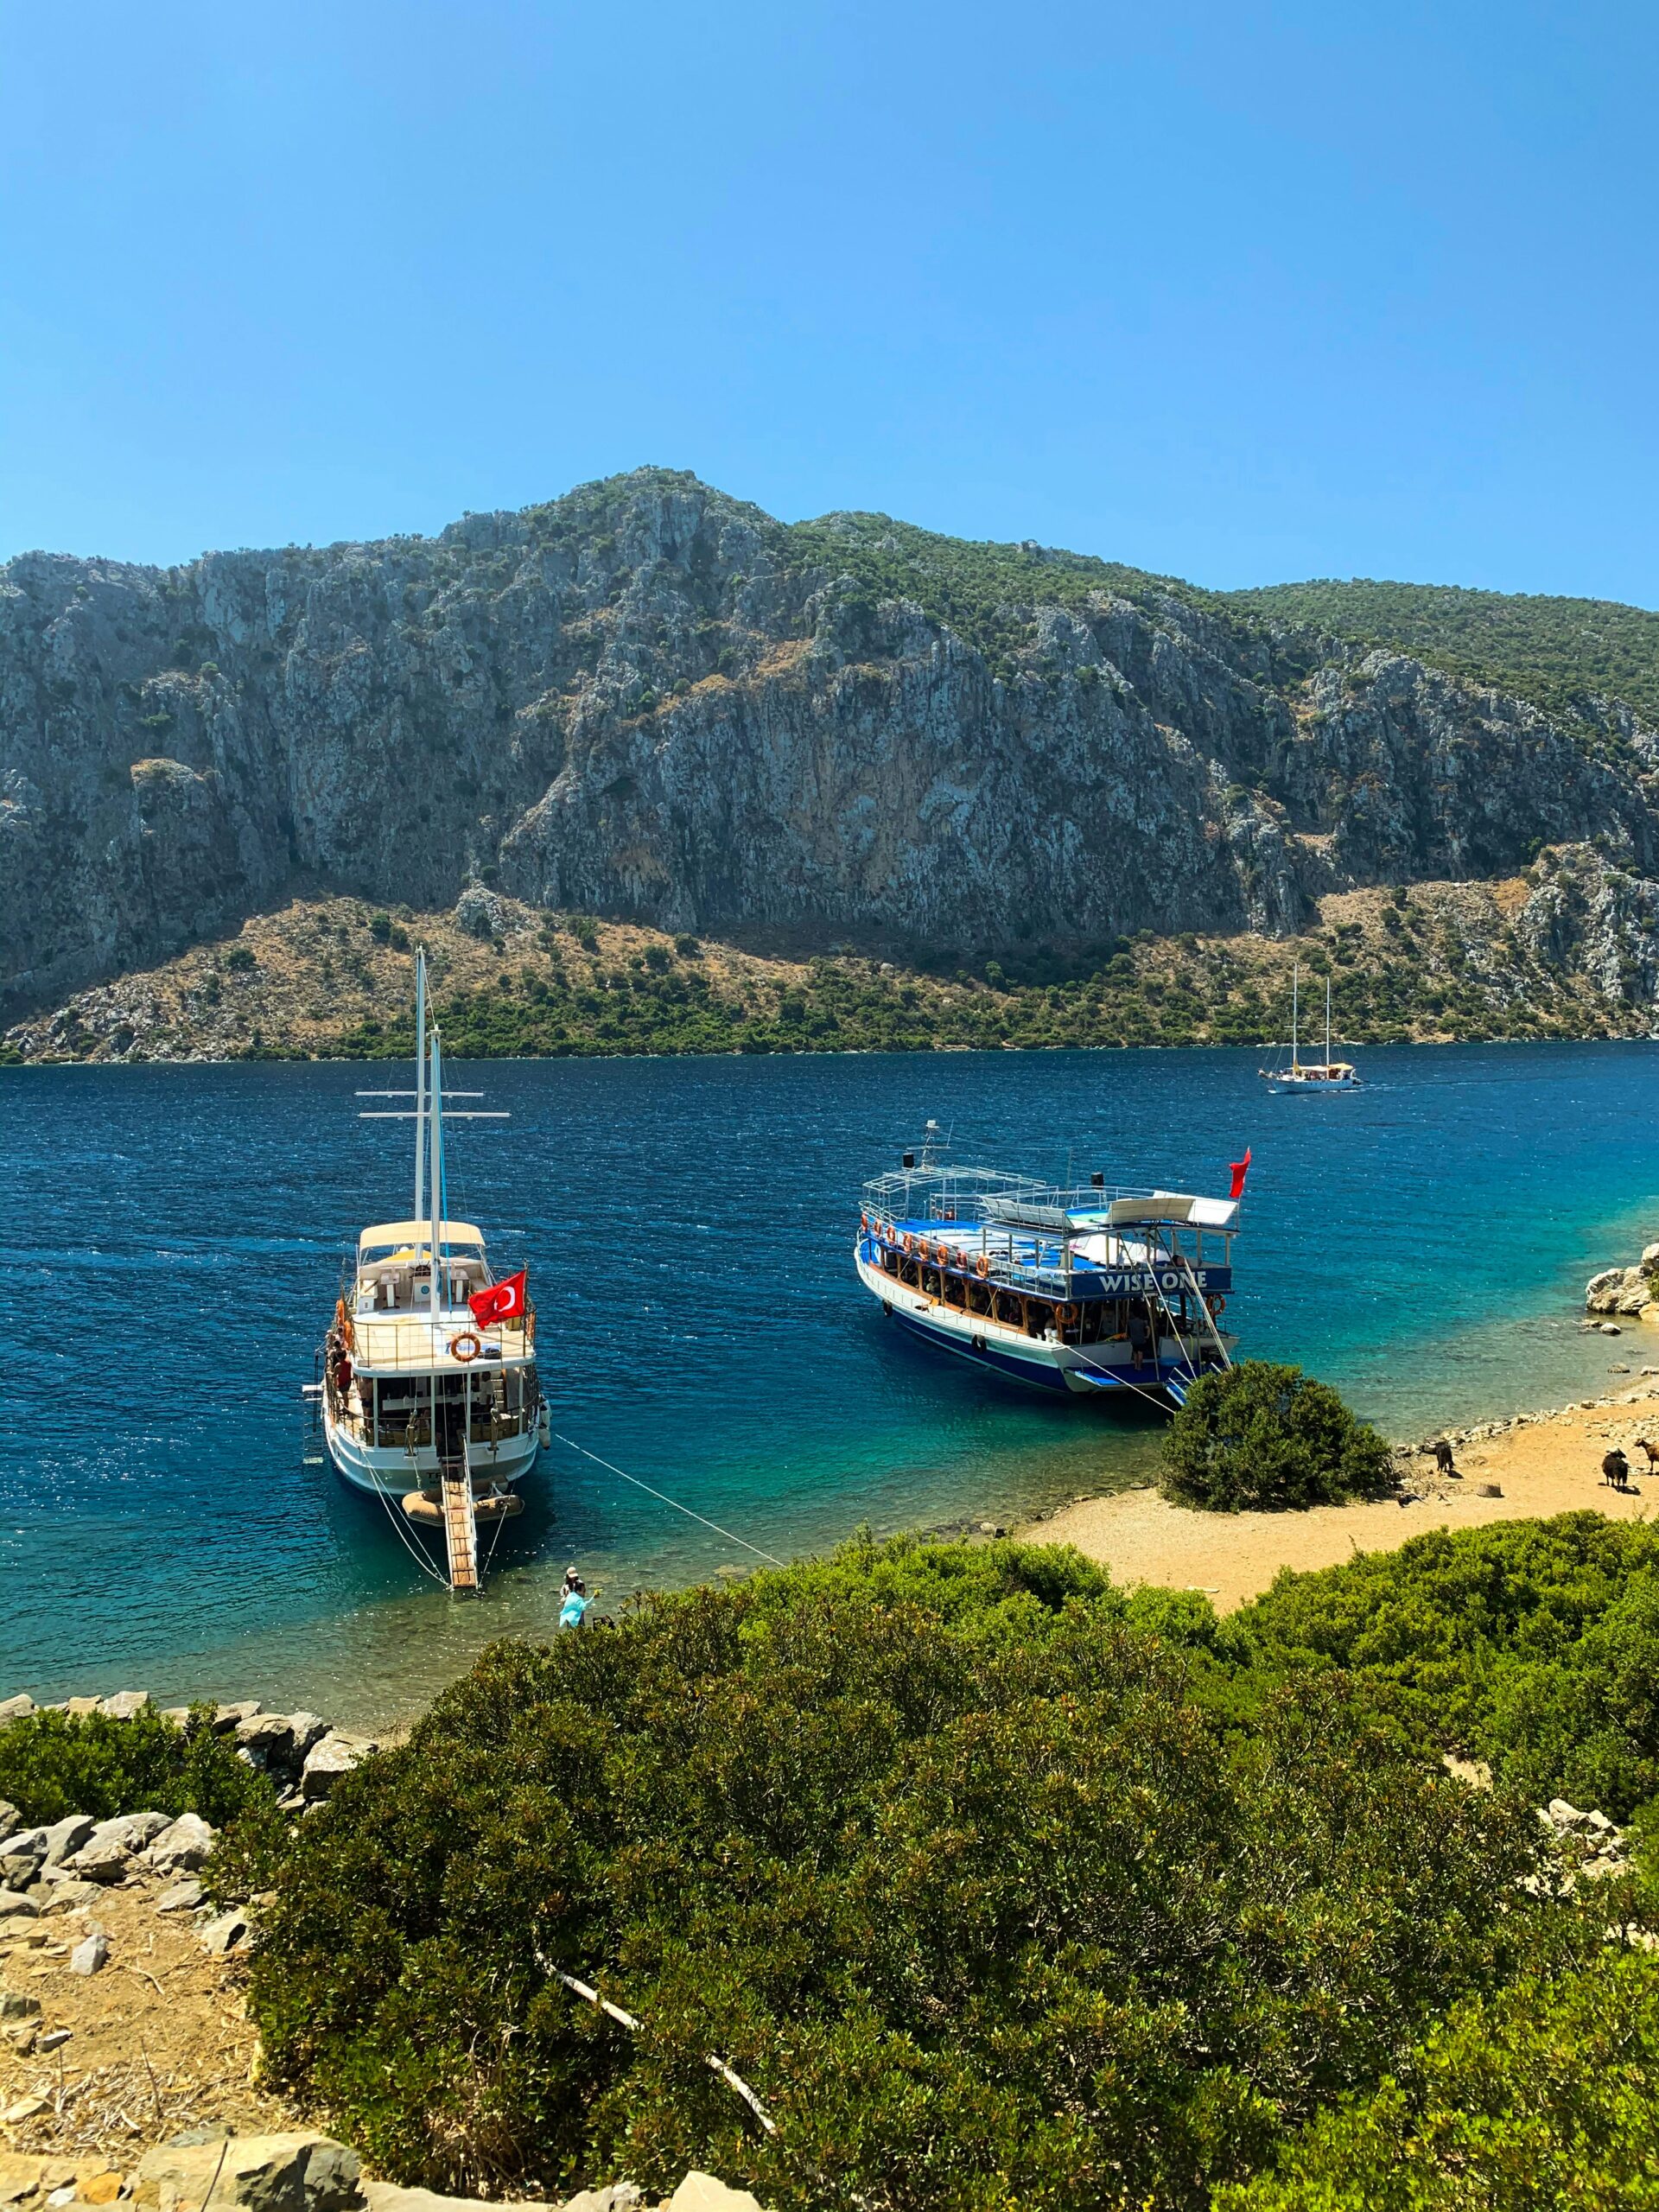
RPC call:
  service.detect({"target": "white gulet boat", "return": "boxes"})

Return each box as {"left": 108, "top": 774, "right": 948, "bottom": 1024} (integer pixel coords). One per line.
{"left": 314, "top": 951, "right": 545, "bottom": 1593}
{"left": 1259, "top": 962, "right": 1360, "bottom": 1094}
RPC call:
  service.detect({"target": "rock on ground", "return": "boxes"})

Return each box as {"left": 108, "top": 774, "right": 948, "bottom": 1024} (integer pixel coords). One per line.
{"left": 67, "top": 1931, "right": 109, "bottom": 1976}
{"left": 97, "top": 1693, "right": 152, "bottom": 1720}
{"left": 300, "top": 1737, "right": 366, "bottom": 1800}
{"left": 198, "top": 1910, "right": 248, "bottom": 1957}
{"left": 131, "top": 2133, "right": 361, "bottom": 2212}
{"left": 145, "top": 1815, "right": 216, "bottom": 1874}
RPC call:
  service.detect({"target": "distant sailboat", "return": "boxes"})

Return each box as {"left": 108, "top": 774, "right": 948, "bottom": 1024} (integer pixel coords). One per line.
{"left": 1260, "top": 963, "right": 1360, "bottom": 1094}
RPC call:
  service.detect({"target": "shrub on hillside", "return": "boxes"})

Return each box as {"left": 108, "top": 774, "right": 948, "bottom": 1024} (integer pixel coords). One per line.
{"left": 1231, "top": 1513, "right": 1659, "bottom": 1819}
{"left": 241, "top": 1538, "right": 1570, "bottom": 2212}
{"left": 1214, "top": 1948, "right": 1659, "bottom": 2211}
{"left": 0, "top": 1703, "right": 276, "bottom": 1826}
{"left": 1160, "top": 1361, "right": 1394, "bottom": 1512}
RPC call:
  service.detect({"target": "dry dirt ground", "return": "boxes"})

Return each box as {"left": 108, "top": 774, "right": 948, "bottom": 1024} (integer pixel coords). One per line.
{"left": 0, "top": 1881, "right": 294, "bottom": 2177}
{"left": 1027, "top": 1370, "right": 1659, "bottom": 1611}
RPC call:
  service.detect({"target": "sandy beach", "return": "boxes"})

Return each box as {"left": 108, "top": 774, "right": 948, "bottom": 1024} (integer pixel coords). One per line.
{"left": 1025, "top": 1365, "right": 1659, "bottom": 1612}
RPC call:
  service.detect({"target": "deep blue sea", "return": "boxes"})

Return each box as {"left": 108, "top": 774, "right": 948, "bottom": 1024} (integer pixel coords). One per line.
{"left": 4, "top": 1045, "right": 1658, "bottom": 1724}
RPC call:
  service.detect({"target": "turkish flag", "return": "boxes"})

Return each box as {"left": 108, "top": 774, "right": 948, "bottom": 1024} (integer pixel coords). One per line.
{"left": 1229, "top": 1148, "right": 1253, "bottom": 1201}
{"left": 468, "top": 1269, "right": 528, "bottom": 1326}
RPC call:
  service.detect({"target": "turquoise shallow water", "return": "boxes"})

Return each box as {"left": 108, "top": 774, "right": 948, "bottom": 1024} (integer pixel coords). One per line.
{"left": 3, "top": 1044, "right": 1658, "bottom": 1724}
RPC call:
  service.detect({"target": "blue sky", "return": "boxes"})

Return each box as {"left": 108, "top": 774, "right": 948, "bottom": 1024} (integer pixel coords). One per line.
{"left": 3, "top": 0, "right": 1656, "bottom": 598}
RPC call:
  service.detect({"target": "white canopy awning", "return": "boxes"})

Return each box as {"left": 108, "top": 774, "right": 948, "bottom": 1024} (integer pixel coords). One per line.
{"left": 359, "top": 1219, "right": 485, "bottom": 1251}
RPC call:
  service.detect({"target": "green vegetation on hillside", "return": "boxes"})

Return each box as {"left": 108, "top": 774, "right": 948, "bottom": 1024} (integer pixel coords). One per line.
{"left": 324, "top": 897, "right": 1612, "bottom": 1065}
{"left": 3, "top": 876, "right": 1635, "bottom": 1067}
{"left": 1225, "top": 577, "right": 1659, "bottom": 729}
{"left": 230, "top": 1527, "right": 1654, "bottom": 2212}
{"left": 781, "top": 513, "right": 1196, "bottom": 683}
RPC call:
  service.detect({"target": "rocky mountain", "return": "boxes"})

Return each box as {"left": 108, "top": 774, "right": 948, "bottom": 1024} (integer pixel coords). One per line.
{"left": 4, "top": 467, "right": 1658, "bottom": 1028}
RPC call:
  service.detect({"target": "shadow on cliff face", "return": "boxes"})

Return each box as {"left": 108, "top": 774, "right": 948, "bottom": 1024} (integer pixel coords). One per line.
{"left": 3, "top": 467, "right": 1656, "bottom": 1020}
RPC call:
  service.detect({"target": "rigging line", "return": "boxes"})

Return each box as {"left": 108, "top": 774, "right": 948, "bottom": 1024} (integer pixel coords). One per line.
{"left": 353, "top": 1416, "right": 452, "bottom": 1590}
{"left": 372, "top": 1470, "right": 452, "bottom": 1589}
{"left": 1065, "top": 1350, "right": 1181, "bottom": 1415}
{"left": 550, "top": 1432, "right": 787, "bottom": 1567}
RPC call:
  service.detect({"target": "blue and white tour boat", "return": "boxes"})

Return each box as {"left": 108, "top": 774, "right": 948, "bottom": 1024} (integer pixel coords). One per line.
{"left": 855, "top": 1124, "right": 1240, "bottom": 1406}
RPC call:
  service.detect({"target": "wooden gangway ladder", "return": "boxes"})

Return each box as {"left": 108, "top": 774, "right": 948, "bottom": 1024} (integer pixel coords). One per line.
{"left": 438, "top": 1453, "right": 481, "bottom": 1593}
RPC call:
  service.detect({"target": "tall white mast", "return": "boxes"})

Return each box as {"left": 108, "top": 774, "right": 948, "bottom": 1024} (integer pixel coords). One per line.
{"left": 413, "top": 950, "right": 428, "bottom": 1230}
{"left": 429, "top": 1027, "right": 446, "bottom": 1322}
{"left": 1325, "top": 975, "right": 1332, "bottom": 1066}
{"left": 1291, "top": 961, "right": 1300, "bottom": 1071}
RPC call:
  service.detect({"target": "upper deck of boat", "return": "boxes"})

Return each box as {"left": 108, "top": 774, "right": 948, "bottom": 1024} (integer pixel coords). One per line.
{"left": 346, "top": 1311, "right": 536, "bottom": 1373}
{"left": 860, "top": 1166, "right": 1240, "bottom": 1300}
{"left": 345, "top": 1218, "right": 532, "bottom": 1371}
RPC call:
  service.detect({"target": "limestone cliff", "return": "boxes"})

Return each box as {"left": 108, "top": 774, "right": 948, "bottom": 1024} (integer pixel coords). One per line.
{"left": 4, "top": 468, "right": 1658, "bottom": 1027}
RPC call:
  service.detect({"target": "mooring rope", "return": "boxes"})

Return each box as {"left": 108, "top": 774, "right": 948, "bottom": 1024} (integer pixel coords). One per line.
{"left": 550, "top": 1432, "right": 787, "bottom": 1567}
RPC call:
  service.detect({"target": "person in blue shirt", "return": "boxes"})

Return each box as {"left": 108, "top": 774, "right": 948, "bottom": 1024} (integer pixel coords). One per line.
{"left": 559, "top": 1567, "right": 589, "bottom": 1628}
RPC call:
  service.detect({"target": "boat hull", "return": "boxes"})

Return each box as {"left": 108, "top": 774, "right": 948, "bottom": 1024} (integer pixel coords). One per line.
{"left": 855, "top": 1249, "right": 1211, "bottom": 1406}
{"left": 323, "top": 1414, "right": 541, "bottom": 1499}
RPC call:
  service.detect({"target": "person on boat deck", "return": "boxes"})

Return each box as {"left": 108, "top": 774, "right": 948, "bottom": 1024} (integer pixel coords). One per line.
{"left": 1128, "top": 1305, "right": 1154, "bottom": 1370}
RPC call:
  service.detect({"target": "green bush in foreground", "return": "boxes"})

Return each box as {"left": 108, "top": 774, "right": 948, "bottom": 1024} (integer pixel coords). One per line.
{"left": 1215, "top": 1947, "right": 1659, "bottom": 2210}
{"left": 1160, "top": 1362, "right": 1394, "bottom": 1513}
{"left": 1232, "top": 1513, "right": 1659, "bottom": 1819}
{"left": 240, "top": 1539, "right": 1575, "bottom": 2212}
{"left": 0, "top": 1703, "right": 274, "bottom": 1827}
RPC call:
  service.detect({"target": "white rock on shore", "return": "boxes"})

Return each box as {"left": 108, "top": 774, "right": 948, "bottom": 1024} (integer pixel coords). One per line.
{"left": 1586, "top": 1242, "right": 1659, "bottom": 1314}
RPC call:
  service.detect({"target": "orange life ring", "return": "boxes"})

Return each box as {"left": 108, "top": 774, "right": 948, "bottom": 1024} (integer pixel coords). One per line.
{"left": 448, "top": 1330, "right": 482, "bottom": 1363}
{"left": 1055, "top": 1304, "right": 1077, "bottom": 1325}
{"left": 902, "top": 1231, "right": 915, "bottom": 1256}
{"left": 933, "top": 1240, "right": 950, "bottom": 1266}
{"left": 860, "top": 1212, "right": 869, "bottom": 1232}
{"left": 882, "top": 1221, "right": 895, "bottom": 1243}
{"left": 1211, "top": 1297, "right": 1226, "bottom": 1314}
{"left": 975, "top": 1254, "right": 990, "bottom": 1279}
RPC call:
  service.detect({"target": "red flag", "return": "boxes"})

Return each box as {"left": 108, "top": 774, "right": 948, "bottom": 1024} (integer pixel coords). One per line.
{"left": 1229, "top": 1148, "right": 1253, "bottom": 1201}
{"left": 468, "top": 1268, "right": 528, "bottom": 1326}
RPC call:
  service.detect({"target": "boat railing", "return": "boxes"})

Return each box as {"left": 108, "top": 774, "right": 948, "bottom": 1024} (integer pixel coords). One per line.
{"left": 861, "top": 1205, "right": 1232, "bottom": 1286}
{"left": 858, "top": 1166, "right": 1200, "bottom": 1218}
{"left": 342, "top": 1308, "right": 537, "bottom": 1373}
